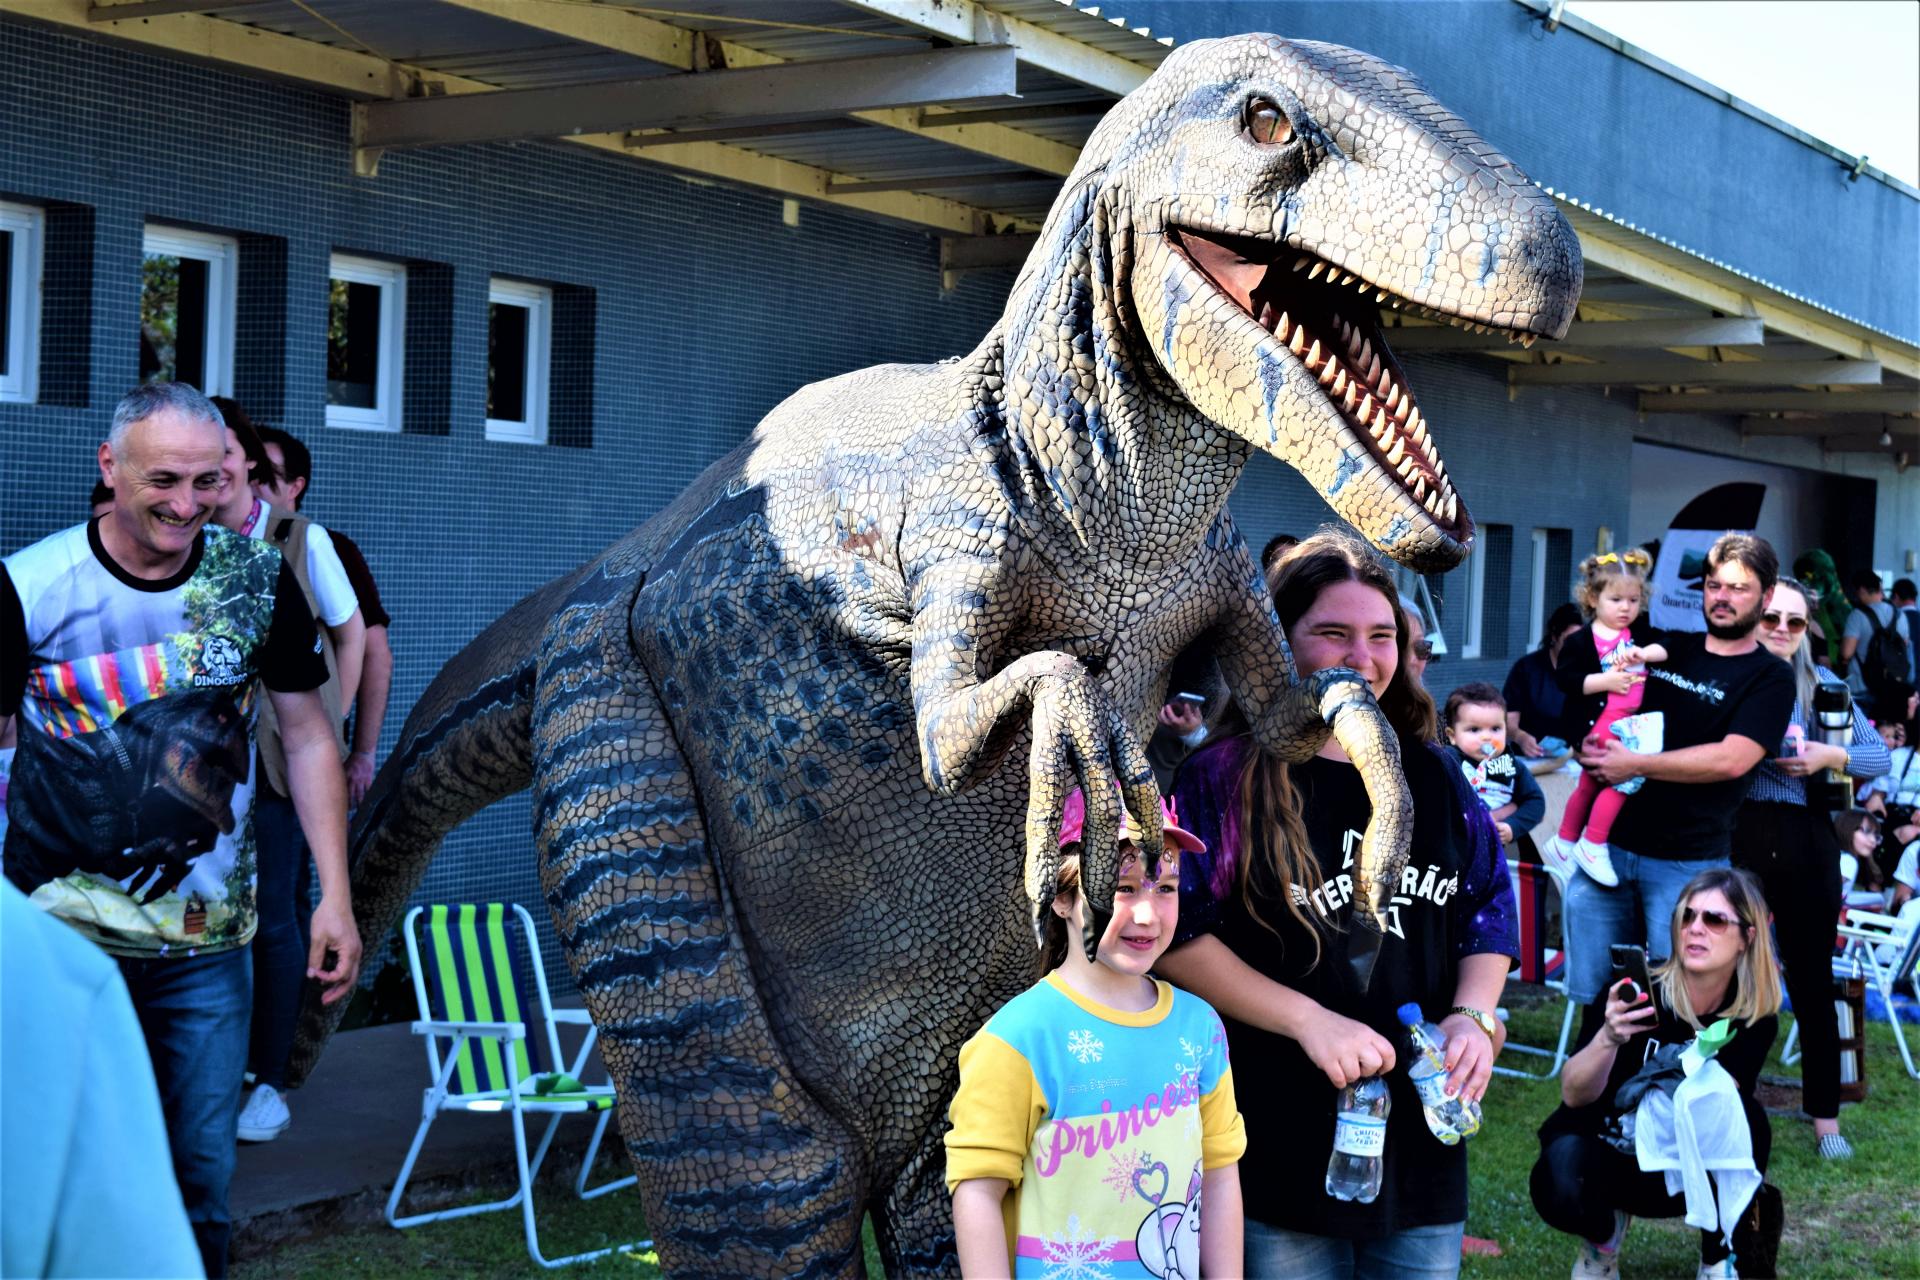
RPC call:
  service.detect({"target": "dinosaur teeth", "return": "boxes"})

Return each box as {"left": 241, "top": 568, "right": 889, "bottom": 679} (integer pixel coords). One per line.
{"left": 1339, "top": 271, "right": 1354, "bottom": 285}
{"left": 1396, "top": 456, "right": 1416, "bottom": 480}
{"left": 1384, "top": 384, "right": 1399, "bottom": 412}
{"left": 1318, "top": 357, "right": 1338, "bottom": 387}
{"left": 1276, "top": 311, "right": 1291, "bottom": 341}
{"left": 1342, "top": 384, "right": 1359, "bottom": 412}
{"left": 1290, "top": 326, "right": 1308, "bottom": 355}
{"left": 1307, "top": 338, "right": 1322, "bottom": 367}
{"left": 1294, "top": 256, "right": 1312, "bottom": 272}
{"left": 1522, "top": 333, "right": 1538, "bottom": 349}
{"left": 1367, "top": 354, "right": 1381, "bottom": 384}
{"left": 1384, "top": 434, "right": 1403, "bottom": 466}
{"left": 1308, "top": 262, "right": 1326, "bottom": 281}
{"left": 1445, "top": 491, "right": 1457, "bottom": 522}
{"left": 1375, "top": 289, "right": 1387, "bottom": 302}
{"left": 1331, "top": 369, "right": 1347, "bottom": 397}
{"left": 1412, "top": 416, "right": 1427, "bottom": 447}
{"left": 1393, "top": 396, "right": 1412, "bottom": 424}
{"left": 1414, "top": 474, "right": 1428, "bottom": 501}
{"left": 1424, "top": 489, "right": 1440, "bottom": 515}
{"left": 1357, "top": 392, "right": 1375, "bottom": 422}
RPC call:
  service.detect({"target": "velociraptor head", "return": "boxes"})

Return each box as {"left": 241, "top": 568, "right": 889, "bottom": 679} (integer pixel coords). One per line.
{"left": 1054, "top": 33, "right": 1582, "bottom": 571}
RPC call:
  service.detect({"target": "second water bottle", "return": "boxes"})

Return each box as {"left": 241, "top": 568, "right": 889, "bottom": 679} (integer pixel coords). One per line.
{"left": 1397, "top": 1003, "right": 1482, "bottom": 1144}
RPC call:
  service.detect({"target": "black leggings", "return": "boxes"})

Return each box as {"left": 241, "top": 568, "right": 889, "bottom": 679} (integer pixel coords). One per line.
{"left": 1732, "top": 801, "right": 1844, "bottom": 1120}
{"left": 1530, "top": 1102, "right": 1772, "bottom": 1264}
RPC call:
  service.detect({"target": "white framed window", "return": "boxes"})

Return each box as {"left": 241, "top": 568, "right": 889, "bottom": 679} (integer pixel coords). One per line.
{"left": 485, "top": 278, "right": 551, "bottom": 444}
{"left": 1527, "top": 529, "right": 1551, "bottom": 653}
{"left": 326, "top": 253, "right": 405, "bottom": 431}
{"left": 1459, "top": 544, "right": 1488, "bottom": 659}
{"left": 1, "top": 200, "right": 44, "bottom": 404}
{"left": 141, "top": 224, "right": 238, "bottom": 397}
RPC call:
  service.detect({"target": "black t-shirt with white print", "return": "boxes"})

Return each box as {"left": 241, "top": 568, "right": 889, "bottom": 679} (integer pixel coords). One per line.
{"left": 1207, "top": 747, "right": 1475, "bottom": 1238}
{"left": 1608, "top": 632, "right": 1794, "bottom": 860}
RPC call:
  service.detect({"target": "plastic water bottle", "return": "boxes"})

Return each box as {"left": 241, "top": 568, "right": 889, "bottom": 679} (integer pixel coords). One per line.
{"left": 1325, "top": 1075, "right": 1389, "bottom": 1203}
{"left": 1397, "top": 1003, "right": 1482, "bottom": 1145}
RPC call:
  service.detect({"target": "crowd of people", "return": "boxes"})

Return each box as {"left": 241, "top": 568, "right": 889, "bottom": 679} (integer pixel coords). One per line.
{"left": 954, "top": 527, "right": 1916, "bottom": 1279}
{"left": 3, "top": 382, "right": 1915, "bottom": 1280}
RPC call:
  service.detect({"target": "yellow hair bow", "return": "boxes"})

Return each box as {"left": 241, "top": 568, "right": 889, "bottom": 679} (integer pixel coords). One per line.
{"left": 1595, "top": 551, "right": 1651, "bottom": 568}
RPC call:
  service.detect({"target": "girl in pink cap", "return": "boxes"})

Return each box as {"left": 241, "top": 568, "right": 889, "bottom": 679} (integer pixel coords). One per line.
{"left": 945, "top": 788, "right": 1246, "bottom": 1279}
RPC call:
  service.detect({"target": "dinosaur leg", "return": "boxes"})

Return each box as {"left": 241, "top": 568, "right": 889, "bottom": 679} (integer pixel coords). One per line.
{"left": 872, "top": 1132, "right": 961, "bottom": 1276}
{"left": 531, "top": 604, "right": 866, "bottom": 1280}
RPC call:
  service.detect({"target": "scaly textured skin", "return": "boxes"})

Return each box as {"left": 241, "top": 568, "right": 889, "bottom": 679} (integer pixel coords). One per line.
{"left": 292, "top": 34, "right": 1579, "bottom": 1276}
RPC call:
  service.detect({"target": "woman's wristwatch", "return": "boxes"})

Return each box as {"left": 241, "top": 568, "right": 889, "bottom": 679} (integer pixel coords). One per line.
{"left": 1450, "top": 1006, "right": 1498, "bottom": 1039}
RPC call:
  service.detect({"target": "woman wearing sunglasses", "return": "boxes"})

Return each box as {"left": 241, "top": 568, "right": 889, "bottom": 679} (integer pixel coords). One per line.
{"left": 1732, "top": 576, "right": 1888, "bottom": 1160}
{"left": 1530, "top": 867, "right": 1783, "bottom": 1280}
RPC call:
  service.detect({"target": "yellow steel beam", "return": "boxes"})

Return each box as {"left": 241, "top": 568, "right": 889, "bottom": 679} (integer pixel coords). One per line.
{"left": 1564, "top": 203, "right": 1920, "bottom": 381}
{"left": 837, "top": 0, "right": 1155, "bottom": 97}
{"left": 434, "top": 0, "right": 1082, "bottom": 178}
{"left": 0, "top": 0, "right": 1002, "bottom": 233}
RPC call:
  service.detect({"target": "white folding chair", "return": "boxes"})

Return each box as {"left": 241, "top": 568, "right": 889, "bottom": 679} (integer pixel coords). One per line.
{"left": 1495, "top": 858, "right": 1579, "bottom": 1079}
{"left": 387, "top": 903, "right": 650, "bottom": 1267}
{"left": 1781, "top": 906, "right": 1920, "bottom": 1082}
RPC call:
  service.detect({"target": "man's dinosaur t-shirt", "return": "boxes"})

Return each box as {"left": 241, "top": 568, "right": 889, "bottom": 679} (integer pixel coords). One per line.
{"left": 0, "top": 520, "right": 324, "bottom": 956}
{"left": 1608, "top": 633, "right": 1793, "bottom": 860}
{"left": 945, "top": 974, "right": 1245, "bottom": 1279}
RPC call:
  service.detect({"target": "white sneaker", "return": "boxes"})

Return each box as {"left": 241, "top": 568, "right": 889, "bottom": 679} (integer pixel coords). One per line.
{"left": 1696, "top": 1258, "right": 1737, "bottom": 1279}
{"left": 1540, "top": 835, "right": 1576, "bottom": 876}
{"left": 1573, "top": 838, "right": 1620, "bottom": 887}
{"left": 237, "top": 1082, "right": 291, "bottom": 1142}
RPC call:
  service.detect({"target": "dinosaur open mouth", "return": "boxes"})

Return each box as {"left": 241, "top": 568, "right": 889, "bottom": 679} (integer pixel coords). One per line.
{"left": 1167, "top": 227, "right": 1513, "bottom": 537}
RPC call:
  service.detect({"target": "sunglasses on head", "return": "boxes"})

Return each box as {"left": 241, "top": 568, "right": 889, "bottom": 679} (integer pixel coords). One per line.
{"left": 1412, "top": 641, "right": 1434, "bottom": 659}
{"left": 1681, "top": 906, "right": 1743, "bottom": 933}
{"left": 1760, "top": 611, "right": 1808, "bottom": 633}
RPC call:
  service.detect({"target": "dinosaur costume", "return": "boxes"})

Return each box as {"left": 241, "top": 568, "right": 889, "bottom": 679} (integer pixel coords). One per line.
{"left": 293, "top": 34, "right": 1580, "bottom": 1276}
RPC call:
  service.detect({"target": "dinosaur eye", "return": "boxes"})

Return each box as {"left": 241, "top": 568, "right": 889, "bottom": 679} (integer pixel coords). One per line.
{"left": 1245, "top": 98, "right": 1294, "bottom": 146}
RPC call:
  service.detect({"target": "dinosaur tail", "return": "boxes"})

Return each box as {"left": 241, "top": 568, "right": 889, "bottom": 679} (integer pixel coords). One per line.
{"left": 287, "top": 566, "right": 589, "bottom": 1085}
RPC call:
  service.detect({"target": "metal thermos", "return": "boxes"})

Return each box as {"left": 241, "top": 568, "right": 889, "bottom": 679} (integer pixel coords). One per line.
{"left": 1811, "top": 683, "right": 1853, "bottom": 810}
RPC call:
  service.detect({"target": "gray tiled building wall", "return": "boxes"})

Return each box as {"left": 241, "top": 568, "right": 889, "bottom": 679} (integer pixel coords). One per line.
{"left": 0, "top": 20, "right": 1016, "bottom": 988}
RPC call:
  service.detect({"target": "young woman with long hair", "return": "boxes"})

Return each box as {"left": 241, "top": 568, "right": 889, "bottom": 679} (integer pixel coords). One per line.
{"left": 1733, "top": 575, "right": 1888, "bottom": 1159}
{"left": 1156, "top": 529, "right": 1517, "bottom": 1278}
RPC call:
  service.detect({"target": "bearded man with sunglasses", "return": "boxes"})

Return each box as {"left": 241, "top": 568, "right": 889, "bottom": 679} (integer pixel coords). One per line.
{"left": 1566, "top": 535, "right": 1795, "bottom": 1014}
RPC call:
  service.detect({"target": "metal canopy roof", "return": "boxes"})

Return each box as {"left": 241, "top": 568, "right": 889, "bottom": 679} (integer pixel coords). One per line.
{"left": 10, "top": 0, "right": 1914, "bottom": 462}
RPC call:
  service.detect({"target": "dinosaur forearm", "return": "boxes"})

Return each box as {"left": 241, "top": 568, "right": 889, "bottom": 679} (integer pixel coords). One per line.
{"left": 913, "top": 649, "right": 1083, "bottom": 797}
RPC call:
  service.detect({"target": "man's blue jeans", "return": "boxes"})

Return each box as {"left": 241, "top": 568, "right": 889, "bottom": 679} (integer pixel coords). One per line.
{"left": 1245, "top": 1218, "right": 1466, "bottom": 1279}
{"left": 118, "top": 946, "right": 251, "bottom": 1280}
{"left": 1564, "top": 847, "right": 1729, "bottom": 1002}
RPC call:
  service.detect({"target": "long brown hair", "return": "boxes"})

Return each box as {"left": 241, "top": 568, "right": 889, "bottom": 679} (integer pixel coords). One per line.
{"left": 1227, "top": 529, "right": 1439, "bottom": 964}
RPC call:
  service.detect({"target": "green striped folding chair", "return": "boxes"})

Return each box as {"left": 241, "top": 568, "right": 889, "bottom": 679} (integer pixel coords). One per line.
{"left": 387, "top": 903, "right": 648, "bottom": 1268}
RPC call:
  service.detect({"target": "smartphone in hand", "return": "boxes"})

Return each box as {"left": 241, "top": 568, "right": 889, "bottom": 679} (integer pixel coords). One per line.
{"left": 1609, "top": 943, "right": 1653, "bottom": 1004}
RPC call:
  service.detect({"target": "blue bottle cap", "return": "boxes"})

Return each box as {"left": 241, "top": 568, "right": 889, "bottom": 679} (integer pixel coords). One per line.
{"left": 1396, "top": 1002, "right": 1423, "bottom": 1025}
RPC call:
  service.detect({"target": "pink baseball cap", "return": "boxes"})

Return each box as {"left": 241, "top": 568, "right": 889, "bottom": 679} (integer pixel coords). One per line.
{"left": 1058, "top": 786, "right": 1206, "bottom": 854}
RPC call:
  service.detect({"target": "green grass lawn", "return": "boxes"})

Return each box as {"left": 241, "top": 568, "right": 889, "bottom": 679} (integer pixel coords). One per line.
{"left": 234, "top": 997, "right": 1919, "bottom": 1279}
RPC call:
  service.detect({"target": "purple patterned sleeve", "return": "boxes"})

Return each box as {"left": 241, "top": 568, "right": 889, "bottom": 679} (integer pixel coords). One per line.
{"left": 1427, "top": 741, "right": 1519, "bottom": 965}
{"left": 1169, "top": 736, "right": 1253, "bottom": 947}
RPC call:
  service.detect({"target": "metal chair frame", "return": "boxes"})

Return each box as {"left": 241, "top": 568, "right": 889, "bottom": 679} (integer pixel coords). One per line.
{"left": 386, "top": 903, "right": 649, "bottom": 1268}
{"left": 1780, "top": 907, "right": 1920, "bottom": 1082}
{"left": 1495, "top": 856, "right": 1578, "bottom": 1080}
